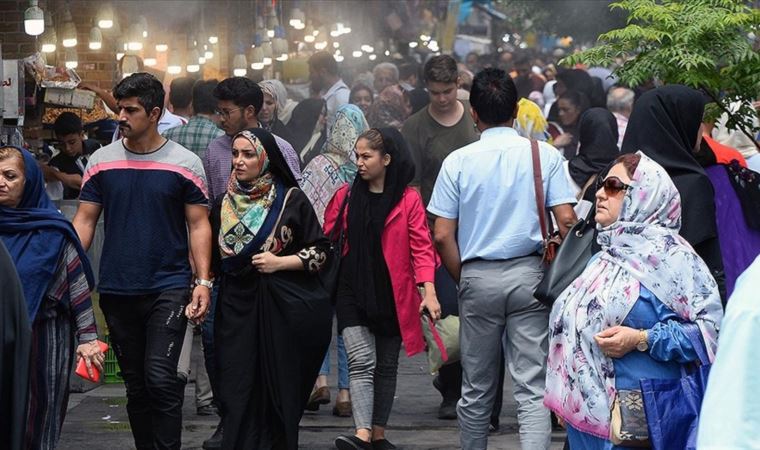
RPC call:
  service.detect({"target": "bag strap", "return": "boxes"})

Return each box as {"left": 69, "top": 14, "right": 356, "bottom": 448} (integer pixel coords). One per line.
{"left": 531, "top": 139, "right": 549, "bottom": 238}
{"left": 328, "top": 187, "right": 350, "bottom": 243}
{"left": 426, "top": 315, "right": 449, "bottom": 363}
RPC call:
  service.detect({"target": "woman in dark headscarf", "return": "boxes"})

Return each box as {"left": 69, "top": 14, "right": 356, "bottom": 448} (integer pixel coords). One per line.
{"left": 210, "top": 128, "right": 332, "bottom": 449}
{"left": 553, "top": 90, "right": 591, "bottom": 158}
{"left": 0, "top": 146, "right": 102, "bottom": 450}
{"left": 567, "top": 108, "right": 620, "bottom": 199}
{"left": 621, "top": 85, "right": 726, "bottom": 300}
{"left": 286, "top": 98, "right": 327, "bottom": 167}
{"left": 323, "top": 128, "right": 441, "bottom": 450}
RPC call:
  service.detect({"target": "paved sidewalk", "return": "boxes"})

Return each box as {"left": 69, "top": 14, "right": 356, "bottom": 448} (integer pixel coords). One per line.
{"left": 59, "top": 337, "right": 566, "bottom": 449}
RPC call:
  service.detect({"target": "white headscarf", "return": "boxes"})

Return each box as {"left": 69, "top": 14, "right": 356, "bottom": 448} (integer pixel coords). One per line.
{"left": 544, "top": 152, "right": 723, "bottom": 439}
{"left": 259, "top": 79, "right": 297, "bottom": 125}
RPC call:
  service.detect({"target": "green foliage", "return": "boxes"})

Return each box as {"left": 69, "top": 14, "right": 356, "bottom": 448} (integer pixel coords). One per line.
{"left": 562, "top": 0, "right": 760, "bottom": 137}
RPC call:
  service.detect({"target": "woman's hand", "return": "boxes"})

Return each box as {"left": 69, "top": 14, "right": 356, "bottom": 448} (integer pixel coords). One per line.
{"left": 419, "top": 292, "right": 442, "bottom": 322}
{"left": 594, "top": 325, "right": 640, "bottom": 358}
{"left": 76, "top": 340, "right": 105, "bottom": 379}
{"left": 252, "top": 251, "right": 283, "bottom": 273}
{"left": 553, "top": 133, "right": 574, "bottom": 148}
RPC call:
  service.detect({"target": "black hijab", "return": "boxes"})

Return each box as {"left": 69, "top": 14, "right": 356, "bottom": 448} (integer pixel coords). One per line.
{"left": 286, "top": 98, "right": 325, "bottom": 155}
{"left": 244, "top": 127, "right": 299, "bottom": 188}
{"left": 620, "top": 84, "right": 716, "bottom": 246}
{"left": 568, "top": 108, "right": 620, "bottom": 188}
{"left": 346, "top": 127, "right": 416, "bottom": 320}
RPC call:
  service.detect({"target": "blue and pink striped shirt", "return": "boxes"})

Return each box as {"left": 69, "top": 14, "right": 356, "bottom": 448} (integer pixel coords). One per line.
{"left": 80, "top": 138, "right": 208, "bottom": 295}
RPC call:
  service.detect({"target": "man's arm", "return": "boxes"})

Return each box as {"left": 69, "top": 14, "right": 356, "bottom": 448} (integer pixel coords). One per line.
{"left": 72, "top": 202, "right": 103, "bottom": 251}
{"left": 185, "top": 204, "right": 212, "bottom": 322}
{"left": 433, "top": 217, "right": 462, "bottom": 284}
{"left": 53, "top": 170, "right": 83, "bottom": 190}
{"left": 551, "top": 204, "right": 577, "bottom": 238}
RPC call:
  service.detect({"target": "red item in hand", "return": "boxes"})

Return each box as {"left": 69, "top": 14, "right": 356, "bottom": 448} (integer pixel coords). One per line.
{"left": 75, "top": 340, "right": 109, "bottom": 382}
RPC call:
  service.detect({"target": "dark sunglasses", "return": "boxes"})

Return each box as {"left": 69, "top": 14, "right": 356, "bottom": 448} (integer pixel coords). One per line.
{"left": 597, "top": 176, "right": 631, "bottom": 195}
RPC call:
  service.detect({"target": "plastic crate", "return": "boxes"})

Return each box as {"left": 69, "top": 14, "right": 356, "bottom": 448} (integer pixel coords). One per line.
{"left": 103, "top": 334, "right": 123, "bottom": 384}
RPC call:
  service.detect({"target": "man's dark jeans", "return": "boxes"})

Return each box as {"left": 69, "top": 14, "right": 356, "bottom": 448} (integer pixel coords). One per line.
{"left": 100, "top": 288, "right": 189, "bottom": 450}
{"left": 201, "top": 284, "right": 218, "bottom": 398}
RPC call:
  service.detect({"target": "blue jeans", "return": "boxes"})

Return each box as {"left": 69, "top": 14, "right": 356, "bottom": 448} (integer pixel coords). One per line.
{"left": 319, "top": 325, "right": 350, "bottom": 390}
{"left": 201, "top": 284, "right": 218, "bottom": 398}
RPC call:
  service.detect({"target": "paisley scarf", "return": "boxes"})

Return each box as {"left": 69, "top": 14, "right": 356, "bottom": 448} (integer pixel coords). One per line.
{"left": 219, "top": 130, "right": 276, "bottom": 259}
{"left": 544, "top": 152, "right": 723, "bottom": 439}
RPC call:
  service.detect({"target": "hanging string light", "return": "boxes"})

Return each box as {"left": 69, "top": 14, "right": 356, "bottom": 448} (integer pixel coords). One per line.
{"left": 167, "top": 48, "right": 182, "bottom": 74}
{"left": 261, "top": 40, "right": 273, "bottom": 66}
{"left": 89, "top": 26, "right": 103, "bottom": 50}
{"left": 187, "top": 48, "right": 201, "bottom": 73}
{"left": 64, "top": 48, "right": 78, "bottom": 69}
{"left": 61, "top": 8, "right": 77, "bottom": 48}
{"left": 40, "top": 12, "right": 57, "bottom": 53}
{"left": 232, "top": 53, "right": 247, "bottom": 76}
{"left": 24, "top": 0, "right": 44, "bottom": 36}
{"left": 97, "top": 3, "right": 114, "bottom": 29}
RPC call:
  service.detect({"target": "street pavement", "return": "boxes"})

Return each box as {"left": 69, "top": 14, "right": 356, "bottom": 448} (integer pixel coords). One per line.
{"left": 59, "top": 335, "right": 567, "bottom": 449}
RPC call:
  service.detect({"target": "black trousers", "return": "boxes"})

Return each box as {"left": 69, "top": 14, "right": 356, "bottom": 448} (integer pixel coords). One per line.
{"left": 100, "top": 289, "right": 189, "bottom": 450}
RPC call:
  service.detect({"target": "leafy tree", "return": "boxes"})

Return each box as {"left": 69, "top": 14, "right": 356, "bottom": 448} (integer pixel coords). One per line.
{"left": 562, "top": 0, "right": 760, "bottom": 146}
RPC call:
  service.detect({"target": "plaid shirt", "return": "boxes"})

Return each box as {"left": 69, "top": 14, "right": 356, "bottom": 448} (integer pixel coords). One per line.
{"left": 162, "top": 115, "right": 224, "bottom": 160}
{"left": 203, "top": 132, "right": 302, "bottom": 202}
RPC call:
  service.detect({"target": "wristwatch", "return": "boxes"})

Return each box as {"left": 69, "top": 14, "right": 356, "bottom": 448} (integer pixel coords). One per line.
{"left": 194, "top": 278, "right": 214, "bottom": 289}
{"left": 636, "top": 329, "right": 649, "bottom": 352}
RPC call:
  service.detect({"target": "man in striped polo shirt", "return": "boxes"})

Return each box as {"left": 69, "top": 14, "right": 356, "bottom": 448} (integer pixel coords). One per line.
{"left": 73, "top": 73, "right": 212, "bottom": 450}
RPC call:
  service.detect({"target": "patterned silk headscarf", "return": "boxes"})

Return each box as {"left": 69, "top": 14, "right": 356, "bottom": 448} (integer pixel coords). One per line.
{"left": 219, "top": 130, "right": 276, "bottom": 257}
{"left": 301, "top": 104, "right": 369, "bottom": 224}
{"left": 544, "top": 152, "right": 723, "bottom": 439}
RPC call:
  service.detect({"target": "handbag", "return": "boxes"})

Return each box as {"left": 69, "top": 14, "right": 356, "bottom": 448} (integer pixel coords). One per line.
{"left": 533, "top": 206, "right": 596, "bottom": 308}
{"left": 319, "top": 191, "right": 349, "bottom": 301}
{"left": 420, "top": 314, "right": 460, "bottom": 374}
{"left": 530, "top": 139, "right": 561, "bottom": 265}
{"left": 610, "top": 389, "right": 651, "bottom": 447}
{"left": 641, "top": 325, "right": 711, "bottom": 450}
{"left": 726, "top": 161, "right": 760, "bottom": 230}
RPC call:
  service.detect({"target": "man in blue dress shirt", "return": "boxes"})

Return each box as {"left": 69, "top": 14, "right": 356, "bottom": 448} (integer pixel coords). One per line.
{"left": 429, "top": 68, "right": 577, "bottom": 450}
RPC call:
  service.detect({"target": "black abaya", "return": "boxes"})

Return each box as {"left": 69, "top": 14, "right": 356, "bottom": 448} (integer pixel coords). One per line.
{"left": 0, "top": 240, "right": 31, "bottom": 450}
{"left": 211, "top": 188, "right": 332, "bottom": 450}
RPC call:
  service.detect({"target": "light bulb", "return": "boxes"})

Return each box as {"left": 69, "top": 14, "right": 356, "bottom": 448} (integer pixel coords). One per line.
{"left": 352, "top": 50, "right": 362, "bottom": 58}
{"left": 89, "top": 27, "right": 103, "bottom": 50}
{"left": 369, "top": 54, "right": 377, "bottom": 61}
{"left": 204, "top": 50, "right": 214, "bottom": 59}
{"left": 65, "top": 60, "right": 78, "bottom": 69}
{"left": 267, "top": 29, "right": 275, "bottom": 38}
{"left": 333, "top": 42, "right": 340, "bottom": 49}
{"left": 65, "top": 49, "right": 78, "bottom": 69}
{"left": 187, "top": 64, "right": 200, "bottom": 73}
{"left": 97, "top": 4, "right": 114, "bottom": 29}
{"left": 233, "top": 68, "right": 247, "bottom": 76}
{"left": 209, "top": 35, "right": 218, "bottom": 44}
{"left": 156, "top": 43, "right": 168, "bottom": 52}
{"left": 315, "top": 41, "right": 327, "bottom": 50}
{"left": 335, "top": 55, "right": 344, "bottom": 62}
{"left": 361, "top": 45, "right": 374, "bottom": 53}
{"left": 167, "top": 66, "right": 182, "bottom": 75}
{"left": 144, "top": 57, "right": 157, "bottom": 66}
{"left": 409, "top": 42, "right": 418, "bottom": 48}
{"left": 42, "top": 43, "right": 56, "bottom": 53}
{"left": 62, "top": 19, "right": 77, "bottom": 47}
{"left": 24, "top": 1, "right": 44, "bottom": 36}
{"left": 116, "top": 52, "right": 125, "bottom": 60}
{"left": 304, "top": 35, "right": 315, "bottom": 43}
{"left": 199, "top": 56, "right": 206, "bottom": 64}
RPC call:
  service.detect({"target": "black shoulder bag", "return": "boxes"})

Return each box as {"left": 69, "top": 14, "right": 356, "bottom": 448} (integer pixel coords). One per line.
{"left": 533, "top": 203, "right": 597, "bottom": 308}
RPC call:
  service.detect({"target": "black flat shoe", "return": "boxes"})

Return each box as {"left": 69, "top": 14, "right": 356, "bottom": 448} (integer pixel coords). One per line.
{"left": 335, "top": 435, "right": 373, "bottom": 450}
{"left": 372, "top": 438, "right": 397, "bottom": 450}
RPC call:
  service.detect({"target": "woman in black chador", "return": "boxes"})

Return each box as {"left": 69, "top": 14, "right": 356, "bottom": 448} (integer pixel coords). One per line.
{"left": 210, "top": 127, "right": 332, "bottom": 449}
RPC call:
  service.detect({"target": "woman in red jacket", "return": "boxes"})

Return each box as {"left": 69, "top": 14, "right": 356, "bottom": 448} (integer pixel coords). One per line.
{"left": 324, "top": 128, "right": 441, "bottom": 450}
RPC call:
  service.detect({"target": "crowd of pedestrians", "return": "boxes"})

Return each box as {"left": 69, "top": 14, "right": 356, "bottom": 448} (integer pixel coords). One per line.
{"left": 1, "top": 46, "right": 760, "bottom": 450}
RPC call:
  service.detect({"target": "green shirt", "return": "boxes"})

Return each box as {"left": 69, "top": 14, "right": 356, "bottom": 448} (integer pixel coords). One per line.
{"left": 162, "top": 115, "right": 224, "bottom": 160}
{"left": 401, "top": 101, "right": 480, "bottom": 207}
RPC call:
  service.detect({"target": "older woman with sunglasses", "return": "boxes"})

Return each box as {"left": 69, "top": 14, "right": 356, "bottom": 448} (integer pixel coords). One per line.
{"left": 544, "top": 152, "right": 723, "bottom": 449}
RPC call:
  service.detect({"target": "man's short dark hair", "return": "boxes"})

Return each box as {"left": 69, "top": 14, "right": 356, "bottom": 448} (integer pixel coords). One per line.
{"left": 308, "top": 51, "right": 339, "bottom": 76}
{"left": 423, "top": 55, "right": 458, "bottom": 84}
{"left": 470, "top": 68, "right": 518, "bottom": 125}
{"left": 192, "top": 79, "right": 219, "bottom": 115}
{"left": 169, "top": 77, "right": 195, "bottom": 110}
{"left": 113, "top": 72, "right": 165, "bottom": 115}
{"left": 399, "top": 62, "right": 419, "bottom": 82}
{"left": 53, "top": 112, "right": 83, "bottom": 136}
{"left": 213, "top": 77, "right": 263, "bottom": 112}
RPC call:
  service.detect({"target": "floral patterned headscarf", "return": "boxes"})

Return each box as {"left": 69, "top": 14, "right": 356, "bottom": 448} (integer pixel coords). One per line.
{"left": 219, "top": 130, "right": 276, "bottom": 258}
{"left": 544, "top": 152, "right": 723, "bottom": 439}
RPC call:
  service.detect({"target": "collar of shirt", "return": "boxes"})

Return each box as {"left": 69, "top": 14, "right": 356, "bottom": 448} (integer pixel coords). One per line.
{"left": 480, "top": 126, "right": 519, "bottom": 140}
{"left": 322, "top": 79, "right": 348, "bottom": 100}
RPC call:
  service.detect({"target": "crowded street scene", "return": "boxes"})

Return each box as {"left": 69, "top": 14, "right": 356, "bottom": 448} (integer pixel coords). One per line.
{"left": 1, "top": 0, "right": 760, "bottom": 449}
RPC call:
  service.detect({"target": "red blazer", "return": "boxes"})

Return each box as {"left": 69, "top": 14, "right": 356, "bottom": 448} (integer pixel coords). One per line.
{"left": 324, "top": 184, "right": 436, "bottom": 357}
